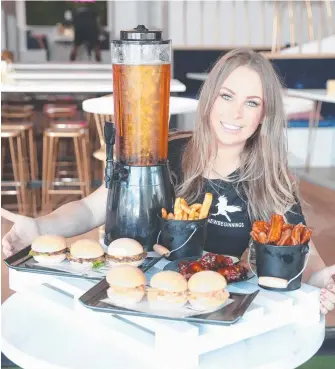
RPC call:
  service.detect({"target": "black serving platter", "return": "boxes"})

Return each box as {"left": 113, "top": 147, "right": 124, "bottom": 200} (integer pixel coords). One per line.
{"left": 78, "top": 278, "right": 259, "bottom": 326}
{"left": 3, "top": 246, "right": 164, "bottom": 281}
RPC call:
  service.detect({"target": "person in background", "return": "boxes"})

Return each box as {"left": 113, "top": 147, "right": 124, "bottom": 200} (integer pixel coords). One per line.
{"left": 69, "top": 5, "right": 101, "bottom": 62}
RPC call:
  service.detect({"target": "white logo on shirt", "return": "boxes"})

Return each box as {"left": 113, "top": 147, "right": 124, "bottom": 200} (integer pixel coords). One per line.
{"left": 212, "top": 194, "right": 242, "bottom": 222}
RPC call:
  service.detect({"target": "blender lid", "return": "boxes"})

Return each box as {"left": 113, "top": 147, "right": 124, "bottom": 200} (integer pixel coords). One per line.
{"left": 120, "top": 25, "right": 162, "bottom": 41}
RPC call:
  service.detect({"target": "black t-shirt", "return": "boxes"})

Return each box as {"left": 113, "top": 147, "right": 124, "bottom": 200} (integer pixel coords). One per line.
{"left": 167, "top": 137, "right": 305, "bottom": 258}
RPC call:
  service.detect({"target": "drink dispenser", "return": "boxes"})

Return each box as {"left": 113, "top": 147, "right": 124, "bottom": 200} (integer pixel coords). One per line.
{"left": 104, "top": 25, "right": 175, "bottom": 250}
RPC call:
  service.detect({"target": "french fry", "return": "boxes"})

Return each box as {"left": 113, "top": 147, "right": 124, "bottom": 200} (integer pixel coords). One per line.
{"left": 181, "top": 199, "right": 189, "bottom": 208}
{"left": 174, "top": 197, "right": 181, "bottom": 216}
{"left": 167, "top": 213, "right": 174, "bottom": 220}
{"left": 301, "top": 227, "right": 312, "bottom": 244}
{"left": 175, "top": 210, "right": 183, "bottom": 220}
{"left": 182, "top": 211, "right": 188, "bottom": 220}
{"left": 188, "top": 208, "right": 196, "bottom": 220}
{"left": 161, "top": 208, "right": 168, "bottom": 219}
{"left": 199, "top": 193, "right": 213, "bottom": 219}
{"left": 190, "top": 203, "right": 202, "bottom": 211}
{"left": 266, "top": 214, "right": 284, "bottom": 243}
{"left": 277, "top": 229, "right": 292, "bottom": 246}
{"left": 181, "top": 204, "right": 191, "bottom": 215}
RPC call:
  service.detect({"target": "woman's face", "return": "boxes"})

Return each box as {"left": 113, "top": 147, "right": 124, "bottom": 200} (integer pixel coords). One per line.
{"left": 210, "top": 66, "right": 264, "bottom": 147}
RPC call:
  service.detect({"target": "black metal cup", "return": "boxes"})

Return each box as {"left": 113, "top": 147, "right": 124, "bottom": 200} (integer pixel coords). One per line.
{"left": 254, "top": 241, "right": 309, "bottom": 291}
{"left": 158, "top": 216, "right": 208, "bottom": 261}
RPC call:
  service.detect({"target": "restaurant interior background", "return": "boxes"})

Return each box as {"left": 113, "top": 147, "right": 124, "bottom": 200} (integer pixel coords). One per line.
{"left": 1, "top": 0, "right": 335, "bottom": 368}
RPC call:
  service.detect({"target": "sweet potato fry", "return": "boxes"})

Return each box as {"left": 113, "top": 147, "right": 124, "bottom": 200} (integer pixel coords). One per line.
{"left": 277, "top": 229, "right": 292, "bottom": 246}
{"left": 301, "top": 227, "right": 313, "bottom": 244}
{"left": 161, "top": 208, "right": 168, "bottom": 219}
{"left": 291, "top": 223, "right": 304, "bottom": 245}
{"left": 282, "top": 224, "right": 294, "bottom": 231}
{"left": 199, "top": 193, "right": 213, "bottom": 219}
{"left": 258, "top": 232, "right": 267, "bottom": 244}
{"left": 167, "top": 213, "right": 174, "bottom": 220}
{"left": 252, "top": 221, "right": 270, "bottom": 234}
{"left": 267, "top": 214, "right": 284, "bottom": 243}
{"left": 250, "top": 231, "right": 259, "bottom": 241}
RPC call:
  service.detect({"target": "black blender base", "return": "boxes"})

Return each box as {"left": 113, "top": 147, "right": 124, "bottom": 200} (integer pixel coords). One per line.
{"left": 104, "top": 164, "right": 175, "bottom": 251}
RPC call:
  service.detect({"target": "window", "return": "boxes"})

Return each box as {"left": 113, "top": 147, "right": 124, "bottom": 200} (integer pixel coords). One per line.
{"left": 25, "top": 1, "right": 107, "bottom": 26}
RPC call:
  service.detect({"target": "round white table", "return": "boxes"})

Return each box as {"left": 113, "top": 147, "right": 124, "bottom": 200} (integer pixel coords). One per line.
{"left": 2, "top": 77, "right": 186, "bottom": 94}
{"left": 82, "top": 95, "right": 198, "bottom": 116}
{"left": 2, "top": 291, "right": 325, "bottom": 369}
{"left": 286, "top": 89, "right": 335, "bottom": 172}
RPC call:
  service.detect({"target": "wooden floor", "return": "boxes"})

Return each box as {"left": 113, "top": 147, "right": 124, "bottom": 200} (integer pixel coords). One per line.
{"left": 2, "top": 178, "right": 335, "bottom": 325}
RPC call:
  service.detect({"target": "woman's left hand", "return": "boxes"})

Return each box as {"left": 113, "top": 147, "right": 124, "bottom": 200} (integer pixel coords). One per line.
{"left": 307, "top": 265, "right": 335, "bottom": 315}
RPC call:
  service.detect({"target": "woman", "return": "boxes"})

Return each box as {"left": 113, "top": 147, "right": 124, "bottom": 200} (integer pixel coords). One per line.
{"left": 2, "top": 49, "right": 334, "bottom": 315}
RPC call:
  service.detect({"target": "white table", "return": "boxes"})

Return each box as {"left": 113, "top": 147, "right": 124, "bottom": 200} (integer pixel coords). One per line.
{"left": 186, "top": 72, "right": 208, "bottom": 81}
{"left": 286, "top": 89, "right": 335, "bottom": 171}
{"left": 2, "top": 78, "right": 186, "bottom": 94}
{"left": 2, "top": 265, "right": 325, "bottom": 369}
{"left": 82, "top": 95, "right": 198, "bottom": 116}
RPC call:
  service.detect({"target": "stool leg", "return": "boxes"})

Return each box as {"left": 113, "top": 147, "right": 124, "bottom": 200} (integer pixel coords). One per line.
{"left": 42, "top": 133, "right": 48, "bottom": 212}
{"left": 73, "top": 137, "right": 85, "bottom": 197}
{"left": 8, "top": 137, "right": 23, "bottom": 214}
{"left": 28, "top": 127, "right": 38, "bottom": 215}
{"left": 1, "top": 140, "right": 6, "bottom": 178}
{"left": 81, "top": 133, "right": 91, "bottom": 196}
{"left": 17, "top": 135, "right": 29, "bottom": 215}
{"left": 20, "top": 130, "right": 32, "bottom": 215}
{"left": 46, "top": 136, "right": 55, "bottom": 212}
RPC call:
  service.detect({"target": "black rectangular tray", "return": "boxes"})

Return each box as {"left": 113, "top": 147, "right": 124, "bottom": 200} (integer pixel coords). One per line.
{"left": 3, "top": 246, "right": 164, "bottom": 281}
{"left": 79, "top": 278, "right": 259, "bottom": 326}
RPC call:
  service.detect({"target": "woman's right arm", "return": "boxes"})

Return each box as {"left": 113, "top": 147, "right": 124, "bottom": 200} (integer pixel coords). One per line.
{"left": 1, "top": 185, "right": 108, "bottom": 256}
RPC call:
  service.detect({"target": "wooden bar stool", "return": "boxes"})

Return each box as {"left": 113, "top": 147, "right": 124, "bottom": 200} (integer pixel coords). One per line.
{"left": 1, "top": 106, "right": 39, "bottom": 216}
{"left": 1, "top": 128, "right": 29, "bottom": 215}
{"left": 43, "top": 104, "right": 78, "bottom": 130}
{"left": 42, "top": 128, "right": 91, "bottom": 212}
{"left": 92, "top": 113, "right": 113, "bottom": 180}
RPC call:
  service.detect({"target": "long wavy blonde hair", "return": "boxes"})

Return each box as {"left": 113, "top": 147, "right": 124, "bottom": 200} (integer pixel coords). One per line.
{"left": 176, "top": 48, "right": 297, "bottom": 221}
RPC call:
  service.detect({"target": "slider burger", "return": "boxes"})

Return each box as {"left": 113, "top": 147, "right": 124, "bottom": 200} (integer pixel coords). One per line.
{"left": 67, "top": 239, "right": 105, "bottom": 267}
{"left": 106, "top": 265, "right": 146, "bottom": 306}
{"left": 147, "top": 271, "right": 188, "bottom": 309}
{"left": 30, "top": 235, "right": 67, "bottom": 264}
{"left": 105, "top": 238, "right": 147, "bottom": 267}
{"left": 188, "top": 270, "right": 230, "bottom": 311}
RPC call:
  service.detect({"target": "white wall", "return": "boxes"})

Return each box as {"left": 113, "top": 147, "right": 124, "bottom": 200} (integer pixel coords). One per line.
{"left": 1, "top": 9, "right": 6, "bottom": 50}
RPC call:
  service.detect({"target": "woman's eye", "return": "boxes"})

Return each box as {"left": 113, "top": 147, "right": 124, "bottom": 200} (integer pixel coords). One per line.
{"left": 221, "top": 94, "right": 232, "bottom": 101}
{"left": 246, "top": 100, "right": 259, "bottom": 107}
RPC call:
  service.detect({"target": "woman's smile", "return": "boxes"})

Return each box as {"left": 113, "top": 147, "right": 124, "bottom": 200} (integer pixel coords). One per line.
{"left": 220, "top": 121, "right": 243, "bottom": 133}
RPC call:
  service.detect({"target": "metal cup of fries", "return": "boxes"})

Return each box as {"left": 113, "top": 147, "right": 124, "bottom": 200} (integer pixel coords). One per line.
{"left": 158, "top": 194, "right": 213, "bottom": 261}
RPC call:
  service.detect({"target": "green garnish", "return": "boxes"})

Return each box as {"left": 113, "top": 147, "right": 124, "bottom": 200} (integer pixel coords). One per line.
{"left": 92, "top": 260, "right": 105, "bottom": 269}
